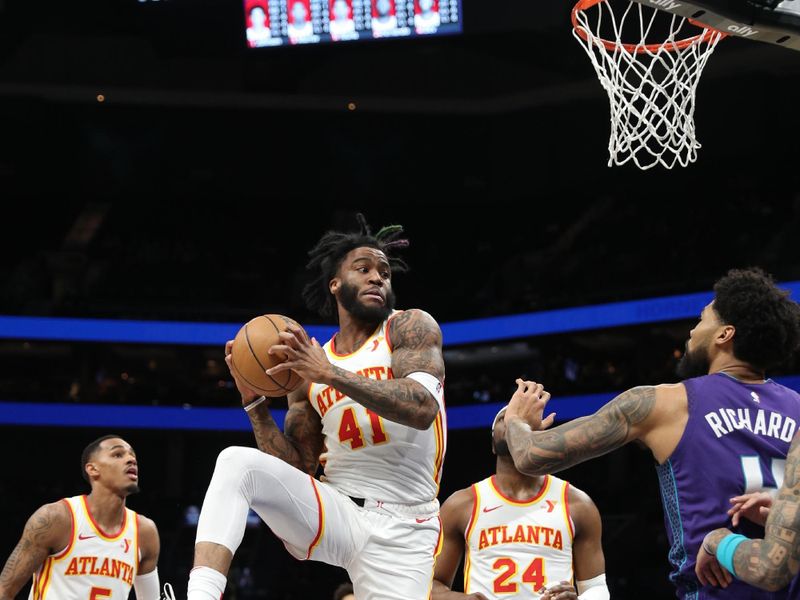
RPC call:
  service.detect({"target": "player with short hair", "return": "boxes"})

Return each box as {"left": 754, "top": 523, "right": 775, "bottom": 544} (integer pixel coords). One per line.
{"left": 0, "top": 434, "right": 161, "bottom": 600}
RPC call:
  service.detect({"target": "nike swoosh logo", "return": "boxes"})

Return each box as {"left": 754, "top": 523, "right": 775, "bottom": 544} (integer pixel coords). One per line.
{"left": 78, "top": 534, "right": 96, "bottom": 540}
{"left": 483, "top": 505, "right": 502, "bottom": 513}
{"left": 416, "top": 517, "right": 434, "bottom": 523}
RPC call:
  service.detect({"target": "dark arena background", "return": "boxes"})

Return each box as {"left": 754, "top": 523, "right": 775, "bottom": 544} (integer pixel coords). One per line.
{"left": 2, "top": 0, "right": 800, "bottom": 599}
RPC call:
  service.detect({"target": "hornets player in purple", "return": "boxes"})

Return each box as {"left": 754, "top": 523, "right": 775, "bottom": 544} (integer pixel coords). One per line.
{"left": 501, "top": 268, "right": 800, "bottom": 599}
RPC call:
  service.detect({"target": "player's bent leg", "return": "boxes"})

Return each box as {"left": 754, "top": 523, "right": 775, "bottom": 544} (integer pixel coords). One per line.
{"left": 195, "top": 447, "right": 324, "bottom": 562}
{"left": 189, "top": 446, "right": 364, "bottom": 600}
{"left": 189, "top": 447, "right": 369, "bottom": 600}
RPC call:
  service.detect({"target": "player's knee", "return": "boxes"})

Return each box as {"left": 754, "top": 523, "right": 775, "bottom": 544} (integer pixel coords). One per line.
{"left": 215, "top": 446, "right": 260, "bottom": 473}
{"left": 215, "top": 446, "right": 281, "bottom": 475}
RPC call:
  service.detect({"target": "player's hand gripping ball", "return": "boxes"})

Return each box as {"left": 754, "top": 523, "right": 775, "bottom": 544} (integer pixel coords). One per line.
{"left": 230, "top": 314, "right": 305, "bottom": 397}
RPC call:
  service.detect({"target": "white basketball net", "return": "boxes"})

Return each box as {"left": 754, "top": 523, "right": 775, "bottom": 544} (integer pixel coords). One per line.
{"left": 572, "top": 0, "right": 725, "bottom": 169}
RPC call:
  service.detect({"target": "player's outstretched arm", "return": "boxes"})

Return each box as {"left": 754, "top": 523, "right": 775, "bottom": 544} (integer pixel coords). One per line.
{"left": 700, "top": 433, "right": 800, "bottom": 592}
{"left": 431, "top": 488, "right": 488, "bottom": 600}
{"left": 0, "top": 502, "right": 71, "bottom": 600}
{"left": 269, "top": 310, "right": 444, "bottom": 429}
{"left": 504, "top": 382, "right": 660, "bottom": 476}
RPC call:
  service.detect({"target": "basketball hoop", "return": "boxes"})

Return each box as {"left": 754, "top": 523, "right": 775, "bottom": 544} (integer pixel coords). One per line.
{"left": 572, "top": 0, "right": 726, "bottom": 169}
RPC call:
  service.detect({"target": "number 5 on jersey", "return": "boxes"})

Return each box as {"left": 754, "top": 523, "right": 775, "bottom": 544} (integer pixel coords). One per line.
{"left": 338, "top": 407, "right": 389, "bottom": 448}
{"left": 90, "top": 587, "right": 112, "bottom": 600}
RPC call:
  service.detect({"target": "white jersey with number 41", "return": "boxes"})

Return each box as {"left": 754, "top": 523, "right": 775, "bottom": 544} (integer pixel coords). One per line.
{"left": 307, "top": 311, "right": 446, "bottom": 504}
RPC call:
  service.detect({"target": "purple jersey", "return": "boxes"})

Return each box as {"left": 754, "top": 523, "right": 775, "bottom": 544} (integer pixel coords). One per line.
{"left": 656, "top": 373, "right": 800, "bottom": 599}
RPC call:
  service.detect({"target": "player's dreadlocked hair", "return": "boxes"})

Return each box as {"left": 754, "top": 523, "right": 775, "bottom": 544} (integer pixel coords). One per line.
{"left": 303, "top": 214, "right": 409, "bottom": 318}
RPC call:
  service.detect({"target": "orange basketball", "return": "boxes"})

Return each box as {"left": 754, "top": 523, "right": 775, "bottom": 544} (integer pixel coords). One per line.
{"left": 229, "top": 314, "right": 304, "bottom": 397}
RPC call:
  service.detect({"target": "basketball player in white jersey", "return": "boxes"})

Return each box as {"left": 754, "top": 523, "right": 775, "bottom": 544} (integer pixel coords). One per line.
{"left": 432, "top": 402, "right": 609, "bottom": 600}
{"left": 185, "top": 215, "right": 446, "bottom": 600}
{"left": 0, "top": 435, "right": 161, "bottom": 600}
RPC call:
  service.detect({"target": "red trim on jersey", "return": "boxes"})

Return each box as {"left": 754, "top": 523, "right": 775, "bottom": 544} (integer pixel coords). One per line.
{"left": 32, "top": 566, "right": 41, "bottom": 600}
{"left": 563, "top": 482, "right": 575, "bottom": 539}
{"left": 490, "top": 474, "right": 550, "bottom": 505}
{"left": 306, "top": 477, "right": 325, "bottom": 559}
{"left": 385, "top": 310, "right": 403, "bottom": 352}
{"left": 435, "top": 392, "right": 447, "bottom": 493}
{"left": 82, "top": 495, "right": 127, "bottom": 540}
{"left": 37, "top": 556, "right": 54, "bottom": 600}
{"left": 462, "top": 484, "right": 480, "bottom": 593}
{"left": 433, "top": 515, "right": 444, "bottom": 557}
{"left": 464, "top": 484, "right": 479, "bottom": 539}
{"left": 330, "top": 334, "right": 339, "bottom": 355}
{"left": 134, "top": 513, "right": 141, "bottom": 571}
{"left": 432, "top": 413, "right": 444, "bottom": 485}
{"left": 426, "top": 515, "right": 444, "bottom": 600}
{"left": 52, "top": 499, "right": 75, "bottom": 560}
{"left": 305, "top": 380, "right": 314, "bottom": 403}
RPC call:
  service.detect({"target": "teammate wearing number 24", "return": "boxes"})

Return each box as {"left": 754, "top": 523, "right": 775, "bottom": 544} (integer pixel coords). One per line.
{"left": 432, "top": 405, "right": 608, "bottom": 600}
{"left": 186, "top": 215, "right": 447, "bottom": 600}
{"left": 503, "top": 268, "right": 800, "bottom": 599}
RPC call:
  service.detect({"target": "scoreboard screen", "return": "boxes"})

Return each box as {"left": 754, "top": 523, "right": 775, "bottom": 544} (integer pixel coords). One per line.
{"left": 243, "top": 0, "right": 461, "bottom": 47}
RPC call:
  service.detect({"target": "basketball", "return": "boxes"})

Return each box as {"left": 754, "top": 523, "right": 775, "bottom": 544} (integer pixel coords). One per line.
{"left": 229, "top": 314, "right": 305, "bottom": 397}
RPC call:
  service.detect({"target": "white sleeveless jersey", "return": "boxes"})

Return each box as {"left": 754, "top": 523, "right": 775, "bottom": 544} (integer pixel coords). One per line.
{"left": 29, "top": 495, "right": 139, "bottom": 600}
{"left": 464, "top": 475, "right": 575, "bottom": 599}
{"left": 308, "top": 311, "right": 446, "bottom": 504}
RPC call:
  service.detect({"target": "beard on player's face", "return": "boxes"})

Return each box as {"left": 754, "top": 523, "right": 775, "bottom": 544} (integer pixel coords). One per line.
{"left": 338, "top": 281, "right": 396, "bottom": 324}
{"left": 492, "top": 435, "right": 511, "bottom": 457}
{"left": 676, "top": 341, "right": 711, "bottom": 379}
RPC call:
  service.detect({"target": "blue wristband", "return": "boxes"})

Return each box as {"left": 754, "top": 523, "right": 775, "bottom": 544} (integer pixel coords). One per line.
{"left": 716, "top": 534, "right": 748, "bottom": 577}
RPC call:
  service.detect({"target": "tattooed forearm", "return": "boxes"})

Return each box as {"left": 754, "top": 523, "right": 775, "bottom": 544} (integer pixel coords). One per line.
{"left": 329, "top": 366, "right": 437, "bottom": 429}
{"left": 506, "top": 386, "right": 657, "bottom": 476}
{"left": 0, "top": 540, "right": 34, "bottom": 600}
{"left": 730, "top": 501, "right": 800, "bottom": 592}
{"left": 327, "top": 309, "right": 444, "bottom": 430}
{"left": 726, "top": 435, "right": 800, "bottom": 592}
{"left": 0, "top": 504, "right": 64, "bottom": 599}
{"left": 248, "top": 401, "right": 322, "bottom": 474}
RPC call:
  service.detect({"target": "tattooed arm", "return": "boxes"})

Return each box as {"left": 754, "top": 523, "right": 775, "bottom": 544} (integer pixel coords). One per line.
{"left": 0, "top": 501, "right": 71, "bottom": 600}
{"left": 269, "top": 310, "right": 444, "bottom": 430}
{"left": 700, "top": 434, "right": 800, "bottom": 592}
{"left": 247, "top": 387, "right": 324, "bottom": 474}
{"left": 504, "top": 381, "right": 661, "bottom": 476}
{"left": 224, "top": 340, "right": 323, "bottom": 474}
